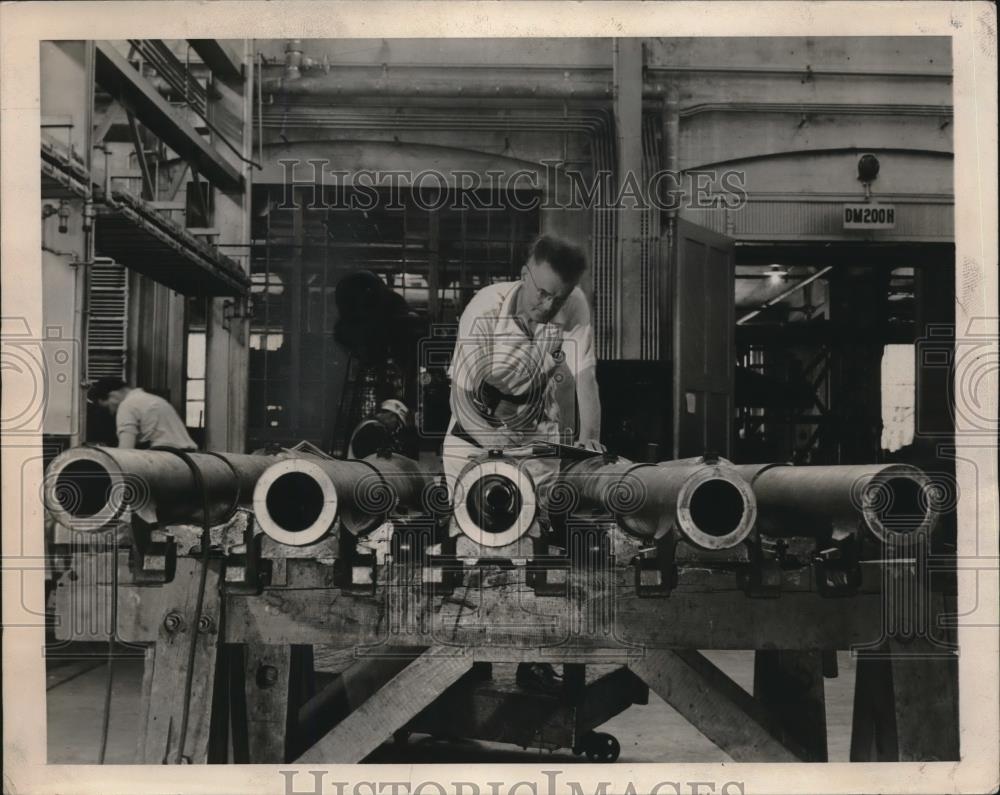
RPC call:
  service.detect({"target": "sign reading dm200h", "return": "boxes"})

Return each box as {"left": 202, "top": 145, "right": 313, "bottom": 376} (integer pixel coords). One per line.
{"left": 843, "top": 203, "right": 896, "bottom": 229}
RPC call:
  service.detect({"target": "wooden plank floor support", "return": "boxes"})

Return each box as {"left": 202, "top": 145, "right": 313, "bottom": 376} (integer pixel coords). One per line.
{"left": 135, "top": 558, "right": 224, "bottom": 763}
{"left": 231, "top": 644, "right": 313, "bottom": 763}
{"left": 850, "top": 562, "right": 960, "bottom": 761}
{"left": 290, "top": 647, "right": 425, "bottom": 760}
{"left": 850, "top": 637, "right": 959, "bottom": 761}
{"left": 629, "top": 649, "right": 809, "bottom": 762}
{"left": 295, "top": 646, "right": 473, "bottom": 763}
{"left": 206, "top": 644, "right": 235, "bottom": 763}
{"left": 753, "top": 650, "right": 829, "bottom": 761}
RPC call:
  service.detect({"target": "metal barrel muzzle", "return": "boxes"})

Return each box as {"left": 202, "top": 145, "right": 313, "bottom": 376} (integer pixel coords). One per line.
{"left": 452, "top": 455, "right": 538, "bottom": 548}
{"left": 253, "top": 452, "right": 433, "bottom": 546}
{"left": 732, "top": 462, "right": 940, "bottom": 545}
{"left": 558, "top": 455, "right": 758, "bottom": 550}
{"left": 44, "top": 446, "right": 287, "bottom": 533}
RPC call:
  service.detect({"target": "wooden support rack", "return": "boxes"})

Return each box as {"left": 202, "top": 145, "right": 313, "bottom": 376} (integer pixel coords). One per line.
{"left": 53, "top": 549, "right": 960, "bottom": 764}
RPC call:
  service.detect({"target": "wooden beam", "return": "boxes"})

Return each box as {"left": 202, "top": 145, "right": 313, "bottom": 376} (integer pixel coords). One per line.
{"left": 86, "top": 556, "right": 897, "bottom": 654}
{"left": 290, "top": 648, "right": 423, "bottom": 760}
{"left": 753, "top": 650, "right": 828, "bottom": 761}
{"left": 850, "top": 635, "right": 959, "bottom": 761}
{"left": 230, "top": 644, "right": 314, "bottom": 764}
{"left": 187, "top": 39, "right": 243, "bottom": 84}
{"left": 849, "top": 649, "right": 895, "bottom": 761}
{"left": 206, "top": 644, "right": 234, "bottom": 762}
{"left": 134, "top": 645, "right": 158, "bottom": 761}
{"left": 240, "top": 644, "right": 294, "bottom": 763}
{"left": 630, "top": 649, "right": 809, "bottom": 761}
{"left": 94, "top": 41, "right": 242, "bottom": 191}
{"left": 295, "top": 647, "right": 472, "bottom": 763}
{"left": 222, "top": 580, "right": 891, "bottom": 651}
{"left": 136, "top": 559, "right": 224, "bottom": 763}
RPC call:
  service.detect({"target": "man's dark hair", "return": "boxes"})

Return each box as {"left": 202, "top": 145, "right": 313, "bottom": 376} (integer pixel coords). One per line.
{"left": 87, "top": 377, "right": 127, "bottom": 403}
{"left": 528, "top": 235, "right": 587, "bottom": 282}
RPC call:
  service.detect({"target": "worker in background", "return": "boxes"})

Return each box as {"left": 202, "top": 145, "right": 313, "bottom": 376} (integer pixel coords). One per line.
{"left": 87, "top": 377, "right": 197, "bottom": 450}
{"left": 444, "top": 234, "right": 602, "bottom": 692}
{"left": 348, "top": 398, "right": 418, "bottom": 459}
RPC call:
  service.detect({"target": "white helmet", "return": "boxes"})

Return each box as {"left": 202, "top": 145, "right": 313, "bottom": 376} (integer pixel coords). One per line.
{"left": 379, "top": 398, "right": 411, "bottom": 427}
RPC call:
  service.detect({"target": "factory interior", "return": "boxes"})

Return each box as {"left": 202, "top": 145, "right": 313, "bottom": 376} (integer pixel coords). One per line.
{"left": 36, "top": 37, "right": 960, "bottom": 765}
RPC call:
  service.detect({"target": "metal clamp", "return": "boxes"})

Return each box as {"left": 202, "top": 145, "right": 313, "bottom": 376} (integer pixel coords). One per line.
{"left": 738, "top": 529, "right": 782, "bottom": 598}
{"left": 632, "top": 534, "right": 679, "bottom": 597}
{"left": 125, "top": 516, "right": 177, "bottom": 584}
{"left": 812, "top": 542, "right": 863, "bottom": 597}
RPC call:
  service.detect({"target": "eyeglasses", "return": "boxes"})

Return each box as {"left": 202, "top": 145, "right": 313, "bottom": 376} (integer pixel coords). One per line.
{"left": 523, "top": 265, "right": 571, "bottom": 307}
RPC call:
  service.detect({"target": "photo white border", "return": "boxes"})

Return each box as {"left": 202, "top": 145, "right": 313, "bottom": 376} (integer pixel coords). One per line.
{"left": 2, "top": 3, "right": 997, "bottom": 793}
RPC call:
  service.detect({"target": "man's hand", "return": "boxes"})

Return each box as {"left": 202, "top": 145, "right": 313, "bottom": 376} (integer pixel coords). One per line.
{"left": 574, "top": 438, "right": 606, "bottom": 453}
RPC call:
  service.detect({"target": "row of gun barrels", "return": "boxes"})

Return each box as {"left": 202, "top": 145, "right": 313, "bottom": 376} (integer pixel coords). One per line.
{"left": 45, "top": 446, "right": 942, "bottom": 550}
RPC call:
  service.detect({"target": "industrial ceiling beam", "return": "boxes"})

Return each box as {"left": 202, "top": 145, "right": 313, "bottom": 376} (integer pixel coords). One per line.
{"left": 94, "top": 41, "right": 243, "bottom": 192}
{"left": 187, "top": 39, "right": 243, "bottom": 84}
{"left": 737, "top": 266, "right": 835, "bottom": 325}
{"left": 93, "top": 100, "right": 125, "bottom": 144}
{"left": 125, "top": 109, "right": 155, "bottom": 200}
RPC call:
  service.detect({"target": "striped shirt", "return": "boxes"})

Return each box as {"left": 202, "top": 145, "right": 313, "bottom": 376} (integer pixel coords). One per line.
{"left": 447, "top": 280, "right": 596, "bottom": 443}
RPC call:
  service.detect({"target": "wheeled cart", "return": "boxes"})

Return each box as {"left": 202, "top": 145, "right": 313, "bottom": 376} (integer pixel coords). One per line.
{"left": 398, "top": 663, "right": 648, "bottom": 761}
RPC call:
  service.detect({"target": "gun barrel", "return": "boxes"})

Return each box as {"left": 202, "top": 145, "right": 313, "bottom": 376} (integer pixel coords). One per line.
{"left": 452, "top": 455, "right": 538, "bottom": 548}
{"left": 45, "top": 446, "right": 286, "bottom": 533}
{"left": 560, "top": 456, "right": 757, "bottom": 550}
{"left": 252, "top": 452, "right": 433, "bottom": 546}
{"left": 732, "top": 463, "right": 939, "bottom": 544}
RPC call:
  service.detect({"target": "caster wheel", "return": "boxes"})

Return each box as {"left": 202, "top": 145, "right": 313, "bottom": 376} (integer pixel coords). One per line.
{"left": 584, "top": 732, "right": 620, "bottom": 762}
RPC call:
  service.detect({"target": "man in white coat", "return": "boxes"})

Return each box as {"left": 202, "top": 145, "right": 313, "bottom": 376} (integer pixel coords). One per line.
{"left": 443, "top": 234, "right": 603, "bottom": 691}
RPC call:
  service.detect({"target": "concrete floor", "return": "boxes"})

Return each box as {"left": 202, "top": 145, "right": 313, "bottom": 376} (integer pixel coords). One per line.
{"left": 47, "top": 650, "right": 858, "bottom": 764}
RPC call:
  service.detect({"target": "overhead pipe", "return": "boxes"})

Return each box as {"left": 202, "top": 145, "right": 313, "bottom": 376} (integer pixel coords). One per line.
{"left": 260, "top": 58, "right": 950, "bottom": 100}
{"left": 252, "top": 452, "right": 435, "bottom": 547}
{"left": 45, "top": 446, "right": 294, "bottom": 533}
{"left": 732, "top": 463, "right": 941, "bottom": 545}
{"left": 556, "top": 455, "right": 758, "bottom": 550}
{"left": 280, "top": 39, "right": 331, "bottom": 82}
{"left": 260, "top": 65, "right": 679, "bottom": 99}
